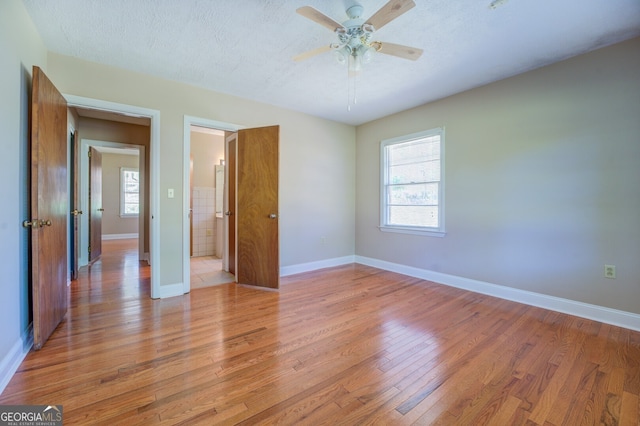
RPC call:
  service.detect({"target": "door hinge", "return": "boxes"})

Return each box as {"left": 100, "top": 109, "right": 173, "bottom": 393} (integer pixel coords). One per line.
{"left": 88, "top": 245, "right": 91, "bottom": 254}
{"left": 88, "top": 150, "right": 92, "bottom": 158}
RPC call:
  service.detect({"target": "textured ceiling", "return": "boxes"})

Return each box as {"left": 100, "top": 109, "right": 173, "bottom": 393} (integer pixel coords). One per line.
{"left": 23, "top": 0, "right": 640, "bottom": 126}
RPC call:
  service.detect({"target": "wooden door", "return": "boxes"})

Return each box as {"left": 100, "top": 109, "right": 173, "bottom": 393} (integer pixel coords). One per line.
{"left": 70, "top": 130, "right": 81, "bottom": 280}
{"left": 29, "top": 66, "right": 68, "bottom": 350}
{"left": 236, "top": 126, "right": 279, "bottom": 289}
{"left": 226, "top": 134, "right": 237, "bottom": 275}
{"left": 89, "top": 147, "right": 103, "bottom": 262}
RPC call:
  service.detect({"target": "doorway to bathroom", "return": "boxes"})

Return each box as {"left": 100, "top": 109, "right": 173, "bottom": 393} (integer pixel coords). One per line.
{"left": 189, "top": 125, "right": 234, "bottom": 289}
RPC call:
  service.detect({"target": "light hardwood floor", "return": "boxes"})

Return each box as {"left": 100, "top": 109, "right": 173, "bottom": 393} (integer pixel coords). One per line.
{"left": 1, "top": 239, "right": 638, "bottom": 425}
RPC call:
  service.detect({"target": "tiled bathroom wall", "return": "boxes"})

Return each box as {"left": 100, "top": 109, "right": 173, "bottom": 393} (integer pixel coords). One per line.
{"left": 192, "top": 186, "right": 216, "bottom": 257}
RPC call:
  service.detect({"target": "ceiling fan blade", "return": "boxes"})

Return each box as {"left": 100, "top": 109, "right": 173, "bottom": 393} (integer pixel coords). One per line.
{"left": 372, "top": 42, "right": 423, "bottom": 61}
{"left": 366, "top": 0, "right": 416, "bottom": 31}
{"left": 296, "top": 6, "right": 345, "bottom": 32}
{"left": 293, "top": 45, "right": 332, "bottom": 62}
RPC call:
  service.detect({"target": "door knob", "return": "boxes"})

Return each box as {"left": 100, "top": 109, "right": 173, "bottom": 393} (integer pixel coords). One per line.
{"left": 97, "top": 208, "right": 105, "bottom": 212}
{"left": 22, "top": 220, "right": 40, "bottom": 229}
{"left": 269, "top": 213, "right": 277, "bottom": 219}
{"left": 71, "top": 209, "right": 83, "bottom": 216}
{"left": 225, "top": 211, "right": 232, "bottom": 216}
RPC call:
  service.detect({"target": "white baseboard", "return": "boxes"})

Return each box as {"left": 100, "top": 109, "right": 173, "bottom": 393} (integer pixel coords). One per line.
{"left": 355, "top": 256, "right": 640, "bottom": 332}
{"left": 159, "top": 282, "right": 186, "bottom": 299}
{"left": 141, "top": 252, "right": 150, "bottom": 265}
{"left": 281, "top": 255, "right": 355, "bottom": 277}
{"left": 102, "top": 233, "right": 138, "bottom": 240}
{"left": 0, "top": 326, "right": 32, "bottom": 395}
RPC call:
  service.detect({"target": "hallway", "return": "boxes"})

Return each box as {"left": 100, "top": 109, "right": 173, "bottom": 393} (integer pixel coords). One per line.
{"left": 74, "top": 238, "right": 151, "bottom": 304}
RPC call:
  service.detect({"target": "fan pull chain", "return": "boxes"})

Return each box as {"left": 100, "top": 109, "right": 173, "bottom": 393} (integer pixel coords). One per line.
{"left": 347, "top": 54, "right": 358, "bottom": 111}
{"left": 354, "top": 71, "right": 358, "bottom": 105}
{"left": 347, "top": 62, "right": 351, "bottom": 111}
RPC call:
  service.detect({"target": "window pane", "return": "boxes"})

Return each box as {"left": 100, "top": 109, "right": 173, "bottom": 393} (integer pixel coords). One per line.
{"left": 381, "top": 129, "right": 443, "bottom": 232}
{"left": 124, "top": 193, "right": 139, "bottom": 204}
{"left": 124, "top": 204, "right": 139, "bottom": 214}
{"left": 125, "top": 170, "right": 138, "bottom": 180}
{"left": 389, "top": 160, "right": 440, "bottom": 184}
{"left": 388, "top": 138, "right": 439, "bottom": 166}
{"left": 121, "top": 168, "right": 139, "bottom": 216}
{"left": 388, "top": 183, "right": 438, "bottom": 206}
{"left": 125, "top": 181, "right": 139, "bottom": 193}
{"left": 388, "top": 205, "right": 438, "bottom": 228}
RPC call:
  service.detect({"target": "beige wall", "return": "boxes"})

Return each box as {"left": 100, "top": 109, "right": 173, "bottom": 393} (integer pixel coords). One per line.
{"left": 190, "top": 131, "right": 224, "bottom": 188}
{"left": 356, "top": 37, "right": 640, "bottom": 314}
{"left": 101, "top": 152, "right": 140, "bottom": 236}
{"left": 80, "top": 116, "right": 151, "bottom": 145}
{"left": 47, "top": 53, "right": 357, "bottom": 288}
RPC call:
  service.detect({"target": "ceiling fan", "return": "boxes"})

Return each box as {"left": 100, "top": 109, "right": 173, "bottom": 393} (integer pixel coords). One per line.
{"left": 294, "top": 0, "right": 423, "bottom": 69}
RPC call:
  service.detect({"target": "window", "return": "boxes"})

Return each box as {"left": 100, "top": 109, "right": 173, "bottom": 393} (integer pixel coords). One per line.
{"left": 120, "top": 168, "right": 139, "bottom": 217}
{"left": 380, "top": 128, "right": 445, "bottom": 236}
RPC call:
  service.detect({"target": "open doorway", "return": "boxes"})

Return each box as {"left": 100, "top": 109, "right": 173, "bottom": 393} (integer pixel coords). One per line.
{"left": 90, "top": 145, "right": 141, "bottom": 259}
{"left": 71, "top": 109, "right": 149, "bottom": 270}
{"left": 76, "top": 141, "right": 147, "bottom": 266}
{"left": 66, "top": 95, "right": 160, "bottom": 298}
{"left": 182, "top": 116, "right": 242, "bottom": 293}
{"left": 189, "top": 125, "right": 233, "bottom": 289}
{"left": 182, "top": 116, "right": 281, "bottom": 292}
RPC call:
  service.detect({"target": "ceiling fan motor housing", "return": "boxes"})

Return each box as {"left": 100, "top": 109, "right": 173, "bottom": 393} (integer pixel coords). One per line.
{"left": 295, "top": 0, "right": 423, "bottom": 64}
{"left": 346, "top": 4, "right": 364, "bottom": 19}
{"left": 335, "top": 12, "right": 375, "bottom": 57}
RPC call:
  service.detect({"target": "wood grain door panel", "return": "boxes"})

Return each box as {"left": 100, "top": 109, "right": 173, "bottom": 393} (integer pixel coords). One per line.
{"left": 30, "top": 66, "right": 68, "bottom": 350}
{"left": 89, "top": 147, "right": 103, "bottom": 262}
{"left": 71, "top": 130, "right": 79, "bottom": 281}
{"left": 236, "top": 126, "right": 279, "bottom": 289}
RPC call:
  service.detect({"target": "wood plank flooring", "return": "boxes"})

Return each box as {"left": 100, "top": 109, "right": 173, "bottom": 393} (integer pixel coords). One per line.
{"left": 1, "top": 239, "right": 639, "bottom": 425}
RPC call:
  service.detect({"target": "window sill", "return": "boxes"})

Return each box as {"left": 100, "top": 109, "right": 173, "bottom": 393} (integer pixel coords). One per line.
{"left": 379, "top": 226, "right": 446, "bottom": 238}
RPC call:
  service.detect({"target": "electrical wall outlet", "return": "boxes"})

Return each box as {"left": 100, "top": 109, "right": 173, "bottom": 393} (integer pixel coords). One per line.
{"left": 604, "top": 264, "right": 616, "bottom": 279}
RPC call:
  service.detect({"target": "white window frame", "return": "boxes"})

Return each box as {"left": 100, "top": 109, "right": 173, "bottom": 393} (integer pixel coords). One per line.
{"left": 380, "top": 128, "right": 445, "bottom": 237}
{"left": 120, "top": 167, "right": 140, "bottom": 217}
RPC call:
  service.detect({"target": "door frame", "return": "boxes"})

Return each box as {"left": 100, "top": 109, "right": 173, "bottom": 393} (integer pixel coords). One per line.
{"left": 88, "top": 146, "right": 103, "bottom": 263}
{"left": 69, "top": 128, "right": 78, "bottom": 281}
{"left": 65, "top": 95, "right": 161, "bottom": 299}
{"left": 182, "top": 115, "right": 242, "bottom": 293}
{"left": 224, "top": 132, "right": 237, "bottom": 276}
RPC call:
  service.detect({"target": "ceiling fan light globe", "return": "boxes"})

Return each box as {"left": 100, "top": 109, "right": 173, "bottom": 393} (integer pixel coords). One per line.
{"left": 333, "top": 49, "right": 348, "bottom": 65}
{"left": 360, "top": 46, "right": 376, "bottom": 64}
{"left": 349, "top": 53, "right": 363, "bottom": 73}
